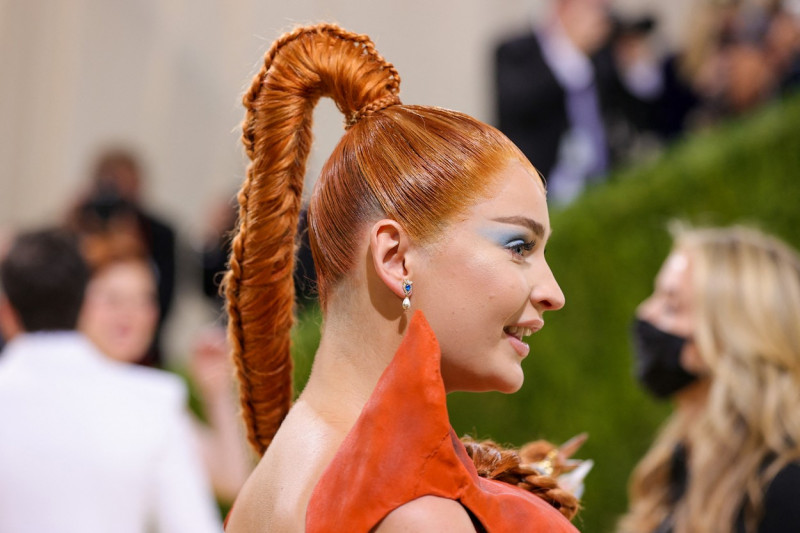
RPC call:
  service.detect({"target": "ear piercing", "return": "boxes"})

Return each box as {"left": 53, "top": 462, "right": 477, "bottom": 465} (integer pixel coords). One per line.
{"left": 401, "top": 279, "right": 413, "bottom": 310}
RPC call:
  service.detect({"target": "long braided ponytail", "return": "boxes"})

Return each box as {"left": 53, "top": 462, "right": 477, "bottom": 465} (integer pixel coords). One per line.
{"left": 224, "top": 24, "right": 401, "bottom": 455}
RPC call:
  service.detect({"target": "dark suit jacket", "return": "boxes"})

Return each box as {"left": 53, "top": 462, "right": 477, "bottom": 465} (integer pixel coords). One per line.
{"left": 495, "top": 32, "right": 568, "bottom": 178}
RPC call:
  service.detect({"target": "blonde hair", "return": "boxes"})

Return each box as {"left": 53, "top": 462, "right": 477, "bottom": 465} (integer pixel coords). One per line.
{"left": 621, "top": 225, "right": 800, "bottom": 533}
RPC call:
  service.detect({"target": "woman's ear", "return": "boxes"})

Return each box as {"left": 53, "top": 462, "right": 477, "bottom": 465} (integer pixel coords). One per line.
{"left": 369, "top": 219, "right": 410, "bottom": 299}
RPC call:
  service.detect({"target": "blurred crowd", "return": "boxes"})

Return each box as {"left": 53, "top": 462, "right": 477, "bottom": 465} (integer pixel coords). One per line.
{"left": 0, "top": 148, "right": 254, "bottom": 530}
{"left": 495, "top": 0, "right": 800, "bottom": 204}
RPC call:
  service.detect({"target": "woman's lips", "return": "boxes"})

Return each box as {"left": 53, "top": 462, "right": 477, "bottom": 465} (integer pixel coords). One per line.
{"left": 505, "top": 332, "right": 530, "bottom": 358}
{"left": 503, "top": 323, "right": 542, "bottom": 358}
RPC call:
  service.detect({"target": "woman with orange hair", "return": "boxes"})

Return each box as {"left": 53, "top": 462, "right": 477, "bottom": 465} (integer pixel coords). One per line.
{"left": 224, "top": 23, "right": 586, "bottom": 532}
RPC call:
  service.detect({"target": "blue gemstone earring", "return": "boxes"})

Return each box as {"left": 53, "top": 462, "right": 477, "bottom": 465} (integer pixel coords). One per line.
{"left": 401, "top": 279, "right": 413, "bottom": 310}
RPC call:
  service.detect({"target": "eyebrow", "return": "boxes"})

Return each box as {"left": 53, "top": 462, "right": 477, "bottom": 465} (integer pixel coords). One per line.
{"left": 491, "top": 216, "right": 546, "bottom": 239}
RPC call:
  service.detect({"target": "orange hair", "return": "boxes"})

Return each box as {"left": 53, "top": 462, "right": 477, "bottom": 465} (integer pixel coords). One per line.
{"left": 462, "top": 438, "right": 580, "bottom": 520}
{"left": 224, "top": 23, "right": 533, "bottom": 455}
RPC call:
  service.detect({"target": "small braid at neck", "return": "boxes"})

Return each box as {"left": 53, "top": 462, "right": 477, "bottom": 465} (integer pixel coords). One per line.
{"left": 462, "top": 437, "right": 581, "bottom": 520}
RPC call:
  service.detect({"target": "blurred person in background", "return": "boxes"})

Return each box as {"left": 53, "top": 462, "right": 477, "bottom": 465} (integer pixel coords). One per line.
{"left": 717, "top": 1, "right": 781, "bottom": 115}
{"left": 620, "top": 225, "right": 800, "bottom": 533}
{"left": 200, "top": 194, "right": 238, "bottom": 313}
{"left": 67, "top": 148, "right": 176, "bottom": 367}
{"left": 593, "top": 12, "right": 667, "bottom": 165}
{"left": 199, "top": 193, "right": 318, "bottom": 314}
{"left": 0, "top": 227, "right": 13, "bottom": 352}
{"left": 764, "top": 0, "right": 800, "bottom": 93}
{"left": 0, "top": 229, "right": 221, "bottom": 533}
{"left": 495, "top": 0, "right": 613, "bottom": 205}
{"left": 79, "top": 233, "right": 252, "bottom": 505}
{"left": 660, "top": 0, "right": 800, "bottom": 137}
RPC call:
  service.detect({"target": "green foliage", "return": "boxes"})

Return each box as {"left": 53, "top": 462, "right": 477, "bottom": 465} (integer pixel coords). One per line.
{"left": 291, "top": 303, "right": 322, "bottom": 395}
{"left": 289, "top": 93, "right": 800, "bottom": 532}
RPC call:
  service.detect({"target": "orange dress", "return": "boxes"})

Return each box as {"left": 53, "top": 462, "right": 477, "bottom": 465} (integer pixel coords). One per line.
{"left": 306, "top": 311, "right": 579, "bottom": 532}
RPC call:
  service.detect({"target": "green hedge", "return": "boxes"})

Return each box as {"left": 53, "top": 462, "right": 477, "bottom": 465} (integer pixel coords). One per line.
{"left": 290, "top": 93, "right": 800, "bottom": 532}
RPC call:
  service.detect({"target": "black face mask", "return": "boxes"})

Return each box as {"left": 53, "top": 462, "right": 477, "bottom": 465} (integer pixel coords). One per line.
{"left": 631, "top": 318, "right": 698, "bottom": 399}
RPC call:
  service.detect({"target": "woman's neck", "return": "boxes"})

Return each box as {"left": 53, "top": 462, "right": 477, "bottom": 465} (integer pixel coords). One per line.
{"left": 675, "top": 377, "right": 711, "bottom": 412}
{"left": 298, "top": 303, "right": 407, "bottom": 430}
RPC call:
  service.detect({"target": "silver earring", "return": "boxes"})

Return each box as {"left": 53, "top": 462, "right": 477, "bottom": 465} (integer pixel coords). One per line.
{"left": 401, "top": 279, "right": 413, "bottom": 310}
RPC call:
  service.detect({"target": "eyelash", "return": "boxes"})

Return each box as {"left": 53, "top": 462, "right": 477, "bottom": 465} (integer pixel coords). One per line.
{"left": 505, "top": 239, "right": 536, "bottom": 258}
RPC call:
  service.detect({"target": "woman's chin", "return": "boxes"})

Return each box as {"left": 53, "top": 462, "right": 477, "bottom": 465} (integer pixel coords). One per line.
{"left": 480, "top": 367, "right": 525, "bottom": 394}
{"left": 495, "top": 375, "right": 524, "bottom": 394}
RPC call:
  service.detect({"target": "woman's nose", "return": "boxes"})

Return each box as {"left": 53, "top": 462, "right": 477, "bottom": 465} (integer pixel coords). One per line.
{"left": 532, "top": 263, "right": 565, "bottom": 312}
{"left": 636, "top": 295, "right": 656, "bottom": 321}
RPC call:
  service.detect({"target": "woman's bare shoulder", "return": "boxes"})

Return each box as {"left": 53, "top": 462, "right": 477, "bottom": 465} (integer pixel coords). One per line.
{"left": 225, "top": 401, "right": 347, "bottom": 532}
{"left": 374, "top": 495, "right": 477, "bottom": 532}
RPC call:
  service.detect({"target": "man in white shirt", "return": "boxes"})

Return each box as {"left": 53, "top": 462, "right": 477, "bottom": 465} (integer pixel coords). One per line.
{"left": 0, "top": 229, "right": 222, "bottom": 533}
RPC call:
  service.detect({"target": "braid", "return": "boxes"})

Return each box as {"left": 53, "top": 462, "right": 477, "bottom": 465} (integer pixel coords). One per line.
{"left": 224, "top": 23, "right": 402, "bottom": 455}
{"left": 345, "top": 94, "right": 402, "bottom": 129}
{"left": 462, "top": 438, "right": 581, "bottom": 520}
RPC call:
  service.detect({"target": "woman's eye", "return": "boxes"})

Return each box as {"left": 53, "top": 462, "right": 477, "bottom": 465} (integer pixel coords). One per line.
{"left": 505, "top": 239, "right": 536, "bottom": 258}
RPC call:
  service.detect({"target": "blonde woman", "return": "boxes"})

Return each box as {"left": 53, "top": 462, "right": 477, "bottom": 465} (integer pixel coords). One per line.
{"left": 621, "top": 225, "right": 800, "bottom": 533}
